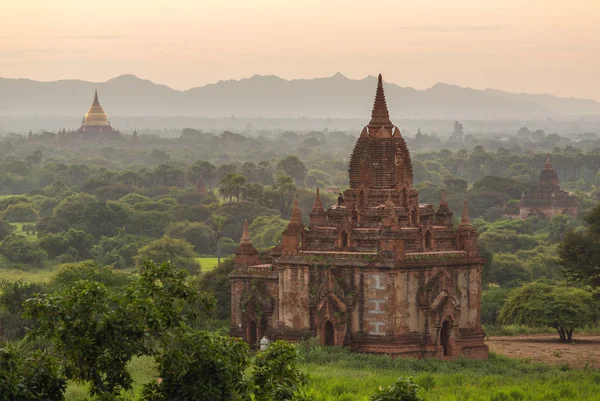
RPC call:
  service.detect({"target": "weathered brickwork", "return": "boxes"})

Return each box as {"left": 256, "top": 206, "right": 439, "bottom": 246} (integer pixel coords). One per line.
{"left": 230, "top": 75, "right": 489, "bottom": 360}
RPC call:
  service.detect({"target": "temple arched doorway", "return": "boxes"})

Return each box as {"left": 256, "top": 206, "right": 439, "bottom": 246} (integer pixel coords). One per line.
{"left": 340, "top": 231, "right": 348, "bottom": 250}
{"left": 440, "top": 320, "right": 450, "bottom": 356}
{"left": 424, "top": 231, "right": 432, "bottom": 251}
{"left": 323, "top": 320, "right": 335, "bottom": 346}
{"left": 248, "top": 320, "right": 258, "bottom": 346}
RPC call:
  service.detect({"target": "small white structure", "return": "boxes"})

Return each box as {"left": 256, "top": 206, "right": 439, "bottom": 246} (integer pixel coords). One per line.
{"left": 260, "top": 336, "right": 270, "bottom": 351}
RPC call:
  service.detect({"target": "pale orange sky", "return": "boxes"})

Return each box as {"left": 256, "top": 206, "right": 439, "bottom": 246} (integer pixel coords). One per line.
{"left": 1, "top": 0, "right": 599, "bottom": 100}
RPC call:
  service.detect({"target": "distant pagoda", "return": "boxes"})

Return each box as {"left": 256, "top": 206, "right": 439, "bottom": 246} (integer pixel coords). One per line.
{"left": 519, "top": 155, "right": 579, "bottom": 219}
{"left": 56, "top": 90, "right": 124, "bottom": 143}
{"left": 77, "top": 90, "right": 123, "bottom": 140}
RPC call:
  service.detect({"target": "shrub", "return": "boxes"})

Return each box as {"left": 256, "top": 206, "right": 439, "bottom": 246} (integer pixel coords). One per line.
{"left": 2, "top": 202, "right": 39, "bottom": 223}
{"left": 369, "top": 377, "right": 423, "bottom": 401}
{"left": 143, "top": 330, "right": 249, "bottom": 401}
{"left": 0, "top": 235, "right": 47, "bottom": 267}
{"left": 252, "top": 340, "right": 308, "bottom": 401}
{"left": 0, "top": 280, "right": 46, "bottom": 340}
{"left": 0, "top": 220, "right": 13, "bottom": 241}
{"left": 0, "top": 344, "right": 66, "bottom": 401}
{"left": 136, "top": 236, "right": 200, "bottom": 275}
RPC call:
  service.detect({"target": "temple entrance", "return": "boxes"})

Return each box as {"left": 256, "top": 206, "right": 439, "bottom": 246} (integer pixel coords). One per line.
{"left": 440, "top": 320, "right": 450, "bottom": 356}
{"left": 323, "top": 321, "right": 335, "bottom": 346}
{"left": 248, "top": 320, "right": 258, "bottom": 346}
{"left": 340, "top": 231, "right": 348, "bottom": 250}
{"left": 358, "top": 191, "right": 365, "bottom": 209}
{"left": 424, "top": 231, "right": 432, "bottom": 251}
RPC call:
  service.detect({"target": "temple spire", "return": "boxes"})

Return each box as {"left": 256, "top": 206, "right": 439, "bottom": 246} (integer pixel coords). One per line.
{"left": 241, "top": 219, "right": 251, "bottom": 244}
{"left": 367, "top": 73, "right": 393, "bottom": 135}
{"left": 459, "top": 200, "right": 472, "bottom": 227}
{"left": 312, "top": 188, "right": 324, "bottom": 212}
{"left": 288, "top": 200, "right": 304, "bottom": 230}
{"left": 440, "top": 189, "right": 447, "bottom": 206}
{"left": 544, "top": 154, "right": 553, "bottom": 170}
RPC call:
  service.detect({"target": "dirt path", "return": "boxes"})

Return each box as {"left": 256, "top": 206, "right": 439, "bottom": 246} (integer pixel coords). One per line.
{"left": 486, "top": 334, "right": 600, "bottom": 368}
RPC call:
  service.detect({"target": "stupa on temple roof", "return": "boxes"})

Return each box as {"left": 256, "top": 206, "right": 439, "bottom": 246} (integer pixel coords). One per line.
{"left": 518, "top": 155, "right": 579, "bottom": 219}
{"left": 230, "top": 74, "right": 488, "bottom": 360}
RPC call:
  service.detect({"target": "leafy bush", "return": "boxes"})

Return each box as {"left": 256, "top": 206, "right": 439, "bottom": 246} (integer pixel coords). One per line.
{"left": 90, "top": 230, "right": 150, "bottom": 269}
{"left": 2, "top": 202, "right": 39, "bottom": 223}
{"left": 0, "top": 344, "right": 66, "bottom": 401}
{"left": 369, "top": 377, "right": 422, "bottom": 401}
{"left": 25, "top": 261, "right": 202, "bottom": 400}
{"left": 48, "top": 260, "right": 131, "bottom": 293}
{"left": 0, "top": 235, "right": 47, "bottom": 267}
{"left": 165, "top": 221, "right": 214, "bottom": 254}
{"left": 481, "top": 287, "right": 508, "bottom": 325}
{"left": 0, "top": 219, "right": 13, "bottom": 241}
{"left": 252, "top": 340, "right": 308, "bottom": 401}
{"left": 0, "top": 280, "right": 45, "bottom": 340}
{"left": 136, "top": 236, "right": 199, "bottom": 275}
{"left": 143, "top": 330, "right": 249, "bottom": 401}
{"left": 38, "top": 229, "right": 94, "bottom": 260}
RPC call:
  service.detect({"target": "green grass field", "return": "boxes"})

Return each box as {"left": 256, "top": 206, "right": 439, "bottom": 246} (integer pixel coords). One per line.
{"left": 196, "top": 257, "right": 220, "bottom": 273}
{"left": 0, "top": 267, "right": 55, "bottom": 283}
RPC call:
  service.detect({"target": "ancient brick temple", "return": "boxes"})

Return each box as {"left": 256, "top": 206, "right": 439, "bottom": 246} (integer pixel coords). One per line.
{"left": 518, "top": 156, "right": 579, "bottom": 220}
{"left": 230, "top": 75, "right": 489, "bottom": 359}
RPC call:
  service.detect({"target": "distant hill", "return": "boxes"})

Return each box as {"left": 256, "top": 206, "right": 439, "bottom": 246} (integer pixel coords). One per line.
{"left": 1, "top": 73, "right": 599, "bottom": 120}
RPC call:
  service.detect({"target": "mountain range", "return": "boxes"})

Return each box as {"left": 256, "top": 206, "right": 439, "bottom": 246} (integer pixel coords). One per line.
{"left": 1, "top": 73, "right": 599, "bottom": 120}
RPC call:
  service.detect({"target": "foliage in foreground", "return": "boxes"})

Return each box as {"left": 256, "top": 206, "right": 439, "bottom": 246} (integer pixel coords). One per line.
{"left": 142, "top": 329, "right": 249, "bottom": 401}
{"left": 0, "top": 344, "right": 66, "bottom": 401}
{"left": 369, "top": 377, "right": 423, "bottom": 401}
{"left": 24, "top": 260, "right": 205, "bottom": 400}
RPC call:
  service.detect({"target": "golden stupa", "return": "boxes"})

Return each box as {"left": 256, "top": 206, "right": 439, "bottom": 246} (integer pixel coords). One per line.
{"left": 82, "top": 90, "right": 110, "bottom": 127}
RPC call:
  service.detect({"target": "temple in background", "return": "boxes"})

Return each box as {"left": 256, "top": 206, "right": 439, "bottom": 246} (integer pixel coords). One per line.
{"left": 517, "top": 156, "right": 580, "bottom": 220}
{"left": 55, "top": 91, "right": 125, "bottom": 143}
{"left": 230, "top": 75, "right": 488, "bottom": 360}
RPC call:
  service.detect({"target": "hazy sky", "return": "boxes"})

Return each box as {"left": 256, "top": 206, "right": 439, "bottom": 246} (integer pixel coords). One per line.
{"left": 1, "top": 0, "right": 599, "bottom": 100}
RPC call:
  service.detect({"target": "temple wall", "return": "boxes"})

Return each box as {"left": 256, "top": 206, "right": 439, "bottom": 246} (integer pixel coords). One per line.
{"left": 280, "top": 266, "right": 311, "bottom": 329}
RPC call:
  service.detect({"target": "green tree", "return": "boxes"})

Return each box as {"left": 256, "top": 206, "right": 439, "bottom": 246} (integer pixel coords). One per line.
{"left": 136, "top": 236, "right": 199, "bottom": 274}
{"left": 559, "top": 204, "right": 600, "bottom": 288}
{"left": 0, "top": 344, "right": 66, "bottom": 401}
{"left": 193, "top": 258, "right": 235, "bottom": 320}
{"left": 210, "top": 214, "right": 226, "bottom": 268}
{"left": 278, "top": 156, "right": 307, "bottom": 186}
{"left": 90, "top": 230, "right": 150, "bottom": 269}
{"left": 547, "top": 214, "right": 577, "bottom": 243}
{"left": 38, "top": 228, "right": 94, "bottom": 260}
{"left": 142, "top": 329, "right": 249, "bottom": 401}
{"left": 2, "top": 202, "right": 39, "bottom": 223}
{"left": 249, "top": 215, "right": 288, "bottom": 248}
{"left": 0, "top": 280, "right": 45, "bottom": 340}
{"left": 188, "top": 160, "right": 217, "bottom": 189}
{"left": 0, "top": 219, "right": 13, "bottom": 241}
{"left": 251, "top": 340, "right": 308, "bottom": 401}
{"left": 498, "top": 282, "right": 599, "bottom": 342}
{"left": 165, "top": 221, "right": 214, "bottom": 254}
{"left": 0, "top": 235, "right": 47, "bottom": 267}
{"left": 220, "top": 173, "right": 247, "bottom": 202}
{"left": 38, "top": 194, "right": 130, "bottom": 239}
{"left": 24, "top": 261, "right": 204, "bottom": 400}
